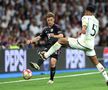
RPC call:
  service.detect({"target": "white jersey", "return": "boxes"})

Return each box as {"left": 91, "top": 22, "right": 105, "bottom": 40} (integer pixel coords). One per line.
{"left": 78, "top": 15, "right": 99, "bottom": 49}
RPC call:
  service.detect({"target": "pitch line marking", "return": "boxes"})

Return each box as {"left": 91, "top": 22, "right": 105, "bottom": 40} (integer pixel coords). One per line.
{"left": 0, "top": 71, "right": 100, "bottom": 85}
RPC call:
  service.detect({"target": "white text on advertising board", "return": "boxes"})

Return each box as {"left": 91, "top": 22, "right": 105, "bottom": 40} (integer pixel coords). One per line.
{"left": 66, "top": 49, "right": 85, "bottom": 69}
{"left": 5, "top": 50, "right": 26, "bottom": 72}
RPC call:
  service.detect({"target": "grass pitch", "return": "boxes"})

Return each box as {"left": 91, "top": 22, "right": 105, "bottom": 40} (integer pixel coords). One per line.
{"left": 0, "top": 70, "right": 108, "bottom": 90}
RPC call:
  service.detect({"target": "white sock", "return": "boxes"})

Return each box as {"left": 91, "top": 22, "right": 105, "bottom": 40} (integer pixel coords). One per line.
{"left": 96, "top": 63, "right": 104, "bottom": 72}
{"left": 102, "top": 71, "right": 108, "bottom": 81}
{"left": 96, "top": 63, "right": 108, "bottom": 81}
{"left": 44, "top": 42, "right": 62, "bottom": 58}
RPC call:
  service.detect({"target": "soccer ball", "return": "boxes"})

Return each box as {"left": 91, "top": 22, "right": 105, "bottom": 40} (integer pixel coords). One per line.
{"left": 22, "top": 69, "right": 32, "bottom": 80}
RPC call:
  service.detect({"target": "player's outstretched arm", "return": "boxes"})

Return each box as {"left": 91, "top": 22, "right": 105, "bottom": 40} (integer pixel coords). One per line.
{"left": 50, "top": 33, "right": 63, "bottom": 38}
{"left": 26, "top": 36, "right": 41, "bottom": 44}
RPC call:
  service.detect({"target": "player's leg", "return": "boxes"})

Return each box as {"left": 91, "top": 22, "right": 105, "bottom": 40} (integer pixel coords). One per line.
{"left": 43, "top": 37, "right": 68, "bottom": 59}
{"left": 87, "top": 50, "right": 108, "bottom": 85}
{"left": 48, "top": 57, "right": 57, "bottom": 84}
{"left": 30, "top": 37, "right": 82, "bottom": 70}
{"left": 29, "top": 58, "right": 44, "bottom": 70}
{"left": 30, "top": 48, "right": 49, "bottom": 70}
{"left": 40, "top": 37, "right": 85, "bottom": 60}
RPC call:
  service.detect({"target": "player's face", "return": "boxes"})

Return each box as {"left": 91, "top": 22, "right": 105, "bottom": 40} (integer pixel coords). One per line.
{"left": 47, "top": 17, "right": 55, "bottom": 27}
{"left": 84, "top": 10, "right": 92, "bottom": 16}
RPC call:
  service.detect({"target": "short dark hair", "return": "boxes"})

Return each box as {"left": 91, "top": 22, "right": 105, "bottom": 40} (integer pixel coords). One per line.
{"left": 86, "top": 5, "right": 95, "bottom": 13}
{"left": 46, "top": 12, "right": 55, "bottom": 18}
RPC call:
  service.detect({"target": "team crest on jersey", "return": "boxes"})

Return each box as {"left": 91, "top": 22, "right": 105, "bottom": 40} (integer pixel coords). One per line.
{"left": 51, "top": 29, "right": 53, "bottom": 32}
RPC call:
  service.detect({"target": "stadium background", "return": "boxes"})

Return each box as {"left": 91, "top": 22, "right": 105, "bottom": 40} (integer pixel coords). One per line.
{"left": 0, "top": 0, "right": 108, "bottom": 80}
{"left": 0, "top": 0, "right": 108, "bottom": 90}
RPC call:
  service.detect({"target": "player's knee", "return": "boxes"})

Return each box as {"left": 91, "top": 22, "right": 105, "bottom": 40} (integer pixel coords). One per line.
{"left": 50, "top": 62, "right": 56, "bottom": 68}
{"left": 51, "top": 64, "right": 56, "bottom": 68}
{"left": 50, "top": 58, "right": 56, "bottom": 67}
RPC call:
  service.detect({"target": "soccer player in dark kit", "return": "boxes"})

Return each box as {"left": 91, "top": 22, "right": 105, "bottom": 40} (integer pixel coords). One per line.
{"left": 27, "top": 12, "right": 64, "bottom": 84}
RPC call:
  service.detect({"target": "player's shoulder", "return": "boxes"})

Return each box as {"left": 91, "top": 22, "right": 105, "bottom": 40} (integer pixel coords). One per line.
{"left": 42, "top": 26, "right": 48, "bottom": 31}
{"left": 82, "top": 16, "right": 90, "bottom": 20}
{"left": 82, "top": 15, "right": 98, "bottom": 22}
{"left": 93, "top": 16, "right": 99, "bottom": 23}
{"left": 54, "top": 24, "right": 61, "bottom": 29}
{"left": 43, "top": 26, "right": 48, "bottom": 30}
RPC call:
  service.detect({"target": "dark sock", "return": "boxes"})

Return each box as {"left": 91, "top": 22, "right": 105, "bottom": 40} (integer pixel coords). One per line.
{"left": 50, "top": 67, "right": 56, "bottom": 81}
{"left": 37, "top": 59, "right": 44, "bottom": 67}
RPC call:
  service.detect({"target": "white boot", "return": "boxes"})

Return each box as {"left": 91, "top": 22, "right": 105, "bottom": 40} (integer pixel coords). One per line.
{"left": 47, "top": 80, "right": 54, "bottom": 84}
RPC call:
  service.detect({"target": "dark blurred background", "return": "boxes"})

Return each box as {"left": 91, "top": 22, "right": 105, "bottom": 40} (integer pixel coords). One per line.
{"left": 0, "top": 0, "right": 108, "bottom": 49}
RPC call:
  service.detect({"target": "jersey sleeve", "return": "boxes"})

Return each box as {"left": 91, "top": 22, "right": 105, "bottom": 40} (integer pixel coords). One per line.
{"left": 82, "top": 16, "right": 89, "bottom": 26}
{"left": 40, "top": 28, "right": 47, "bottom": 39}
{"left": 56, "top": 26, "right": 63, "bottom": 34}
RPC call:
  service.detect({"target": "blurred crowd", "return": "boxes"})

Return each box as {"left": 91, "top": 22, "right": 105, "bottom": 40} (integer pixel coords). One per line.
{"left": 0, "top": 0, "right": 108, "bottom": 49}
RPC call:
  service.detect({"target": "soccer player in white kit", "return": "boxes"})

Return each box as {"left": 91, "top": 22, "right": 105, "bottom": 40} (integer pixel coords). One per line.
{"left": 38, "top": 5, "right": 108, "bottom": 85}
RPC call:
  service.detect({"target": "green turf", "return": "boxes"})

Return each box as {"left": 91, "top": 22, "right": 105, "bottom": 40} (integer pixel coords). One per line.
{"left": 0, "top": 70, "right": 108, "bottom": 90}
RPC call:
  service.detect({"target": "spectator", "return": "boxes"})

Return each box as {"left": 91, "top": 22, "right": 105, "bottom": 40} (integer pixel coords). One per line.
{"left": 0, "top": 0, "right": 107, "bottom": 49}
{"left": 29, "top": 19, "right": 41, "bottom": 38}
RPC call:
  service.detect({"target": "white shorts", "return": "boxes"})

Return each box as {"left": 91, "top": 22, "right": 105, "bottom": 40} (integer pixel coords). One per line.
{"left": 67, "top": 38, "right": 96, "bottom": 56}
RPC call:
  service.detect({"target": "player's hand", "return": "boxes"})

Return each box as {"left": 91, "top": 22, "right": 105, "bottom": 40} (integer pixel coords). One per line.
{"left": 77, "top": 32, "right": 82, "bottom": 37}
{"left": 26, "top": 40, "right": 32, "bottom": 44}
{"left": 48, "top": 33, "right": 54, "bottom": 37}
